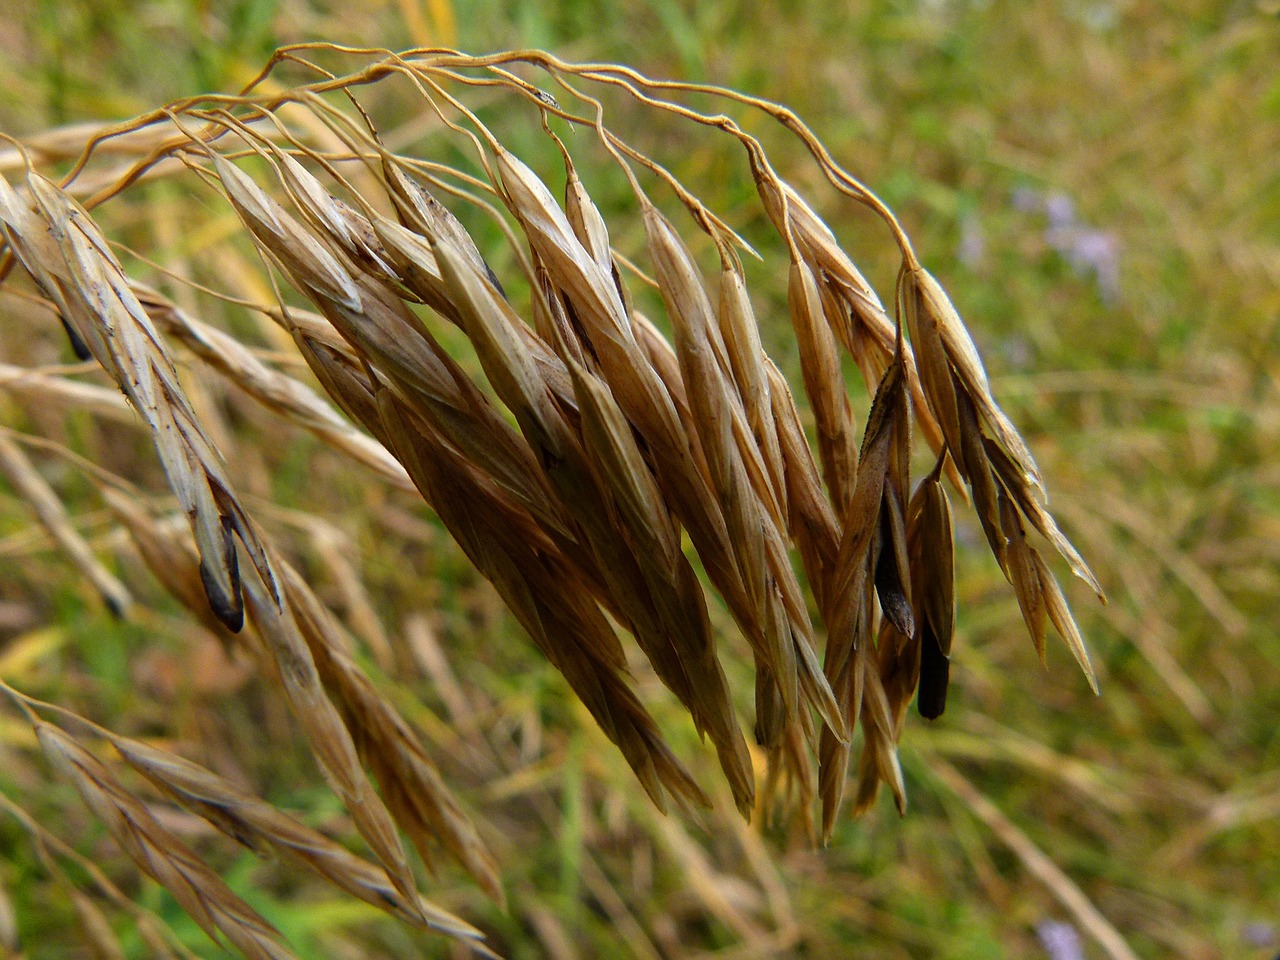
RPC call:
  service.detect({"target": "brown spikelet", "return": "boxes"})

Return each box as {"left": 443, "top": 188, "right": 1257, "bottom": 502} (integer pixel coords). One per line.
{"left": 0, "top": 432, "right": 131, "bottom": 617}
{"left": 239, "top": 569, "right": 433, "bottom": 924}
{"left": 36, "top": 722, "right": 298, "bottom": 960}
{"left": 107, "top": 733, "right": 490, "bottom": 948}
{"left": 278, "top": 563, "right": 506, "bottom": 905}
{"left": 786, "top": 255, "right": 859, "bottom": 508}
{"left": 136, "top": 286, "right": 414, "bottom": 492}
{"left": 0, "top": 169, "right": 278, "bottom": 630}
{"left": 378, "top": 385, "right": 707, "bottom": 812}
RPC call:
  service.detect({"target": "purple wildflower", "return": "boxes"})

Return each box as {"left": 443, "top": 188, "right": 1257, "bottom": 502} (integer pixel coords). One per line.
{"left": 1037, "top": 920, "right": 1085, "bottom": 960}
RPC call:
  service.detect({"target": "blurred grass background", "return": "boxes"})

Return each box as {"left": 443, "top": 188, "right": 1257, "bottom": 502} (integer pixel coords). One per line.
{"left": 1, "top": 1, "right": 1278, "bottom": 958}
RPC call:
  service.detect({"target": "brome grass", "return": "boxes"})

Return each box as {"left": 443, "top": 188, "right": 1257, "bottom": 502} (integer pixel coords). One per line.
{"left": 0, "top": 45, "right": 1106, "bottom": 958}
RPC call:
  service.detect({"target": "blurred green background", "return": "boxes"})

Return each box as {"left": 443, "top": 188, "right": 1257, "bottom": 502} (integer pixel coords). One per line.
{"left": 1, "top": 1, "right": 1278, "bottom": 958}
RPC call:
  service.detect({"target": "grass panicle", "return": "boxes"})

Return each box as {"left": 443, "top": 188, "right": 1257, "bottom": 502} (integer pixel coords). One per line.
{"left": 0, "top": 46, "right": 1109, "bottom": 958}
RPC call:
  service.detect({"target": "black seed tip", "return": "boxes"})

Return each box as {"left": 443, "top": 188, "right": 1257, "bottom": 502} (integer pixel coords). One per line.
{"left": 917, "top": 633, "right": 950, "bottom": 720}
{"left": 60, "top": 317, "right": 92, "bottom": 361}
{"left": 103, "top": 592, "right": 129, "bottom": 620}
{"left": 199, "top": 558, "right": 244, "bottom": 633}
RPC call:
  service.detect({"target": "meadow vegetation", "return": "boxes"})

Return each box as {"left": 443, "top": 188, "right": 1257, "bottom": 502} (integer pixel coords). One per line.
{"left": 0, "top": 3, "right": 1276, "bottom": 959}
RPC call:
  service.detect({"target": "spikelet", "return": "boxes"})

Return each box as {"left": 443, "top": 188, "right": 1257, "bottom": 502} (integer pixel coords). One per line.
{"left": 36, "top": 722, "right": 298, "bottom": 960}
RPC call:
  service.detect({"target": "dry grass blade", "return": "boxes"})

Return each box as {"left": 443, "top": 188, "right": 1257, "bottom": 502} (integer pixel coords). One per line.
{"left": 108, "top": 733, "right": 490, "bottom": 948}
{"left": 35, "top": 722, "right": 299, "bottom": 960}
{"left": 931, "top": 759, "right": 1140, "bottom": 960}
{"left": 0, "top": 431, "right": 131, "bottom": 617}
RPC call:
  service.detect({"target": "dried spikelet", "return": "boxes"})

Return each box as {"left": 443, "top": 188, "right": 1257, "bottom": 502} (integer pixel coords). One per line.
{"left": 780, "top": 185, "right": 950, "bottom": 471}
{"left": 560, "top": 149, "right": 613, "bottom": 276}
{"left": 718, "top": 262, "right": 787, "bottom": 522}
{"left": 912, "top": 267, "right": 1042, "bottom": 493}
{"left": 818, "top": 345, "right": 913, "bottom": 835}
{"left": 900, "top": 261, "right": 1101, "bottom": 686}
{"left": 786, "top": 255, "right": 860, "bottom": 508}
{"left": 362, "top": 200, "right": 579, "bottom": 410}
{"left": 211, "top": 151, "right": 573, "bottom": 544}
{"left": 0, "top": 360, "right": 134, "bottom": 423}
{"left": 278, "top": 563, "right": 506, "bottom": 904}
{"left": 377, "top": 386, "right": 708, "bottom": 812}
{"left": 36, "top": 722, "right": 298, "bottom": 960}
{"left": 850, "top": 461, "right": 955, "bottom": 812}
{"left": 436, "top": 237, "right": 697, "bottom": 671}
{"left": 239, "top": 571, "right": 430, "bottom": 922}
{"left": 0, "top": 169, "right": 276, "bottom": 630}
{"left": 102, "top": 484, "right": 505, "bottom": 905}
{"left": 0, "top": 432, "right": 132, "bottom": 617}
{"left": 107, "top": 733, "right": 491, "bottom": 949}
{"left": 826, "top": 351, "right": 910, "bottom": 674}
{"left": 642, "top": 202, "right": 843, "bottom": 745}
{"left": 135, "top": 286, "right": 414, "bottom": 492}
{"left": 493, "top": 148, "right": 727, "bottom": 561}
{"left": 497, "top": 146, "right": 841, "bottom": 754}
{"left": 909, "top": 462, "right": 955, "bottom": 720}
{"left": 566, "top": 355, "right": 755, "bottom": 812}
{"left": 381, "top": 159, "right": 507, "bottom": 297}
{"left": 765, "top": 358, "right": 840, "bottom": 608}
{"left": 68, "top": 888, "right": 128, "bottom": 960}
{"left": 644, "top": 205, "right": 793, "bottom": 712}
{"left": 0, "top": 49, "right": 1109, "bottom": 853}
{"left": 850, "top": 656, "right": 907, "bottom": 818}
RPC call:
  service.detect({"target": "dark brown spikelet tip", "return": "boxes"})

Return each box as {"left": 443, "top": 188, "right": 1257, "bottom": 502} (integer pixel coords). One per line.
{"left": 875, "top": 500, "right": 915, "bottom": 639}
{"left": 917, "top": 636, "right": 950, "bottom": 720}
{"left": 59, "top": 316, "right": 92, "bottom": 361}
{"left": 910, "top": 459, "right": 955, "bottom": 719}
{"left": 199, "top": 518, "right": 243, "bottom": 632}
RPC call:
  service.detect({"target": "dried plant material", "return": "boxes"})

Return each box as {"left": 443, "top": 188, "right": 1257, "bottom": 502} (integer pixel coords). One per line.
{"left": 68, "top": 888, "right": 128, "bottom": 960}
{"left": 378, "top": 388, "right": 707, "bottom": 813}
{"left": 0, "top": 48, "right": 1107, "bottom": 901}
{"left": 240, "top": 570, "right": 429, "bottom": 921}
{"left": 0, "top": 361, "right": 134, "bottom": 423}
{"left": 279, "top": 563, "right": 506, "bottom": 905}
{"left": 36, "top": 722, "right": 298, "bottom": 960}
{"left": 0, "top": 432, "right": 132, "bottom": 617}
{"left": 136, "top": 286, "right": 415, "bottom": 492}
{"left": 0, "top": 169, "right": 275, "bottom": 631}
{"left": 0, "top": 878, "right": 15, "bottom": 954}
{"left": 785, "top": 254, "right": 860, "bottom": 509}
{"left": 102, "top": 484, "right": 504, "bottom": 909}
{"left": 108, "top": 733, "right": 489, "bottom": 947}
